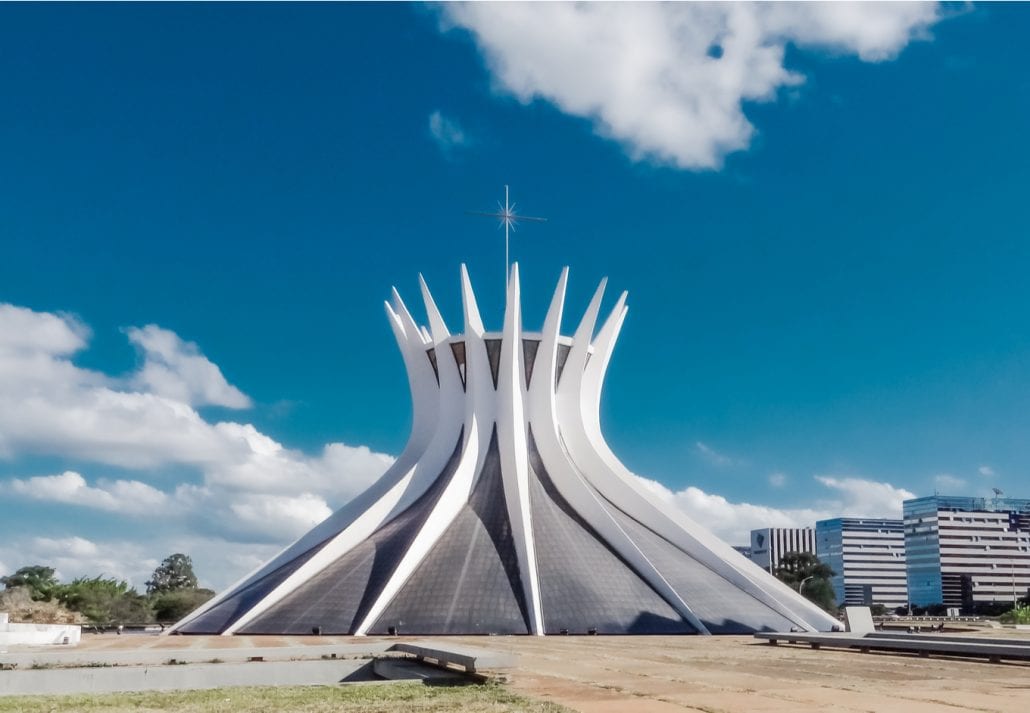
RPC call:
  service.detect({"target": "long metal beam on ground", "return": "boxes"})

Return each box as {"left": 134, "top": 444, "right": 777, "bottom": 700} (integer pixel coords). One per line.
{"left": 755, "top": 631, "right": 1030, "bottom": 664}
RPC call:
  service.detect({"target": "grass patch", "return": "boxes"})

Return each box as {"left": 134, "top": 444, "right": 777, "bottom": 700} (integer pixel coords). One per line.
{"left": 0, "top": 681, "right": 572, "bottom": 712}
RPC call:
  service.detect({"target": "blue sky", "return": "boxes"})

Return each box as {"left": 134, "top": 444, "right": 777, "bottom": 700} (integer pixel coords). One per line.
{"left": 1, "top": 3, "right": 1027, "bottom": 589}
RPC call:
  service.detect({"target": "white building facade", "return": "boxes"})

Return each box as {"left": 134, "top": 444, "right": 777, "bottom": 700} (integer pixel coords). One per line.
{"left": 904, "top": 495, "right": 1030, "bottom": 608}
{"left": 815, "top": 518, "right": 908, "bottom": 609}
{"left": 749, "top": 527, "right": 816, "bottom": 574}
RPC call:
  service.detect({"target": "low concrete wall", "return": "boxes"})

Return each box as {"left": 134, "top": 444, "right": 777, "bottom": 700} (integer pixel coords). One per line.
{"left": 0, "top": 614, "right": 81, "bottom": 647}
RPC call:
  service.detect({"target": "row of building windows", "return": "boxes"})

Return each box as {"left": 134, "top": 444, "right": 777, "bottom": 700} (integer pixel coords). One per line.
{"left": 746, "top": 497, "right": 1030, "bottom": 608}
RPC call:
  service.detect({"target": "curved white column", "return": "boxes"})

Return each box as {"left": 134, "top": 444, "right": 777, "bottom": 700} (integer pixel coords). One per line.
{"left": 496, "top": 265, "right": 544, "bottom": 634}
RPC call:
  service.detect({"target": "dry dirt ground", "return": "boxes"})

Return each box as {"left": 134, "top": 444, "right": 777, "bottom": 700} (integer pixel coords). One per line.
{"left": 32, "top": 631, "right": 1030, "bottom": 713}
{"left": 464, "top": 634, "right": 1030, "bottom": 713}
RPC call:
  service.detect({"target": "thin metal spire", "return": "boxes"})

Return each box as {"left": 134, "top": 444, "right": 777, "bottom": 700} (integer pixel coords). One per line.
{"left": 467, "top": 185, "right": 547, "bottom": 283}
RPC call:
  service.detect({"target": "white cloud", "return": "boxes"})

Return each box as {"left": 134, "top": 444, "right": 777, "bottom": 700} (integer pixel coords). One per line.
{"left": 768, "top": 472, "right": 787, "bottom": 488}
{"left": 228, "top": 492, "right": 333, "bottom": 542}
{"left": 441, "top": 3, "right": 940, "bottom": 168}
{"left": 695, "top": 441, "right": 736, "bottom": 467}
{"left": 0, "top": 302, "right": 395, "bottom": 588}
{"left": 22, "top": 536, "right": 156, "bottom": 586}
{"left": 814, "top": 476, "right": 915, "bottom": 517}
{"left": 428, "top": 110, "right": 470, "bottom": 157}
{"left": 637, "top": 473, "right": 914, "bottom": 544}
{"left": 126, "top": 325, "right": 251, "bottom": 409}
{"left": 978, "top": 465, "right": 995, "bottom": 477}
{"left": 933, "top": 473, "right": 966, "bottom": 493}
{"left": 0, "top": 304, "right": 90, "bottom": 356}
{"left": 5, "top": 471, "right": 168, "bottom": 514}
{"left": 0, "top": 533, "right": 286, "bottom": 591}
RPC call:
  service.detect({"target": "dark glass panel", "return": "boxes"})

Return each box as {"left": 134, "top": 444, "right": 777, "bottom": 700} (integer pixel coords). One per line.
{"left": 554, "top": 343, "right": 571, "bottom": 387}
{"left": 601, "top": 501, "right": 797, "bottom": 634}
{"left": 239, "top": 429, "right": 465, "bottom": 634}
{"left": 177, "top": 538, "right": 329, "bottom": 634}
{"left": 522, "top": 339, "right": 540, "bottom": 389}
{"left": 485, "top": 339, "right": 502, "bottom": 389}
{"left": 369, "top": 428, "right": 530, "bottom": 635}
{"left": 527, "top": 430, "right": 695, "bottom": 634}
{"left": 450, "top": 341, "right": 466, "bottom": 390}
{"left": 426, "top": 347, "right": 439, "bottom": 385}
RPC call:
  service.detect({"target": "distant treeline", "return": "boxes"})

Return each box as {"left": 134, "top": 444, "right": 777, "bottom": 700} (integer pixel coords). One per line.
{"left": 0, "top": 553, "right": 214, "bottom": 625}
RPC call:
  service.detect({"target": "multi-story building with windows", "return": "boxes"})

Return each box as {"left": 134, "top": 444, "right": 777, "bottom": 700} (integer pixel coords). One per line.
{"left": 749, "top": 527, "right": 816, "bottom": 573}
{"left": 904, "top": 495, "right": 1030, "bottom": 607}
{"left": 815, "top": 518, "right": 908, "bottom": 609}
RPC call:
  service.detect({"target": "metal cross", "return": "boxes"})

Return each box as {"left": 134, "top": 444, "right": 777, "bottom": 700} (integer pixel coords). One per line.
{"left": 468, "top": 185, "right": 547, "bottom": 282}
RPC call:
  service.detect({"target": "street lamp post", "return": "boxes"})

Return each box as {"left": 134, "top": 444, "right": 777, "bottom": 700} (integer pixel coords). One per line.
{"left": 799, "top": 575, "right": 816, "bottom": 595}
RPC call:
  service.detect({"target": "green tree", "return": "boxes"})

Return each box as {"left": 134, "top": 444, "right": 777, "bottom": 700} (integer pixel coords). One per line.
{"left": 57, "top": 576, "right": 152, "bottom": 625}
{"left": 774, "top": 551, "right": 837, "bottom": 612}
{"left": 146, "top": 554, "right": 198, "bottom": 595}
{"left": 1000, "top": 605, "right": 1030, "bottom": 625}
{"left": 152, "top": 588, "right": 215, "bottom": 623}
{"left": 1, "top": 565, "right": 60, "bottom": 601}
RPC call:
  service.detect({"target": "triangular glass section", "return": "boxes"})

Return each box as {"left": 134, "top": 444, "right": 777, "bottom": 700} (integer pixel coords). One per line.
{"left": 485, "top": 338, "right": 502, "bottom": 389}
{"left": 598, "top": 494, "right": 798, "bottom": 634}
{"left": 369, "top": 428, "right": 530, "bottom": 635}
{"left": 450, "top": 341, "right": 467, "bottom": 390}
{"left": 426, "top": 348, "right": 439, "bottom": 385}
{"left": 526, "top": 429, "right": 695, "bottom": 634}
{"left": 522, "top": 339, "right": 540, "bottom": 390}
{"left": 176, "top": 537, "right": 331, "bottom": 634}
{"left": 238, "top": 429, "right": 465, "bottom": 635}
{"left": 554, "top": 343, "right": 571, "bottom": 388}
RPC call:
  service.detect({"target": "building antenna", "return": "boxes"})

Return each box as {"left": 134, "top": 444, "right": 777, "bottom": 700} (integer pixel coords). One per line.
{"left": 467, "top": 185, "right": 547, "bottom": 283}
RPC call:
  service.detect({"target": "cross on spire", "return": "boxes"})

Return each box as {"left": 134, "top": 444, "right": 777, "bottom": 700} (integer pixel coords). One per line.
{"left": 468, "top": 185, "right": 547, "bottom": 283}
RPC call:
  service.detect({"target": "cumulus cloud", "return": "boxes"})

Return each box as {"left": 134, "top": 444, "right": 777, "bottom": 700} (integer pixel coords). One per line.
{"left": 441, "top": 2, "right": 940, "bottom": 168}
{"left": 768, "top": 472, "right": 787, "bottom": 488}
{"left": 126, "top": 325, "right": 251, "bottom": 409}
{"left": 0, "top": 304, "right": 90, "bottom": 356}
{"left": 978, "top": 465, "right": 995, "bottom": 477}
{"left": 21, "top": 536, "right": 157, "bottom": 586}
{"left": 933, "top": 473, "right": 966, "bottom": 493}
{"left": 0, "top": 302, "right": 395, "bottom": 588}
{"left": 428, "top": 110, "right": 470, "bottom": 157}
{"left": 0, "top": 304, "right": 392, "bottom": 490}
{"left": 228, "top": 492, "right": 334, "bottom": 542}
{"left": 637, "top": 473, "right": 915, "bottom": 544}
{"left": 813, "top": 476, "right": 915, "bottom": 517}
{"left": 0, "top": 531, "right": 286, "bottom": 591}
{"left": 5, "top": 471, "right": 168, "bottom": 514}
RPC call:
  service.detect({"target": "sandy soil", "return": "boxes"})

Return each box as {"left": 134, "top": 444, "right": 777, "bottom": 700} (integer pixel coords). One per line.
{"left": 449, "top": 634, "right": 1030, "bottom": 713}
{"left": 37, "top": 631, "right": 1030, "bottom": 712}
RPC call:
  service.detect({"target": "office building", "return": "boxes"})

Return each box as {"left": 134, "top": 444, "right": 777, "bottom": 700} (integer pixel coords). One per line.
{"left": 750, "top": 527, "right": 816, "bottom": 573}
{"left": 904, "top": 495, "right": 1030, "bottom": 607}
{"left": 816, "top": 518, "right": 907, "bottom": 609}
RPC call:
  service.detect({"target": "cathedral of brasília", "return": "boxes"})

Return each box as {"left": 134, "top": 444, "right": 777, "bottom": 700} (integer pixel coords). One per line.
{"left": 170, "top": 264, "right": 838, "bottom": 636}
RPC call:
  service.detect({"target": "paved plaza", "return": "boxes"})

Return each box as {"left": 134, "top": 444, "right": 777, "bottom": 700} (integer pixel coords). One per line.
{"left": 5, "top": 631, "right": 1028, "bottom": 712}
